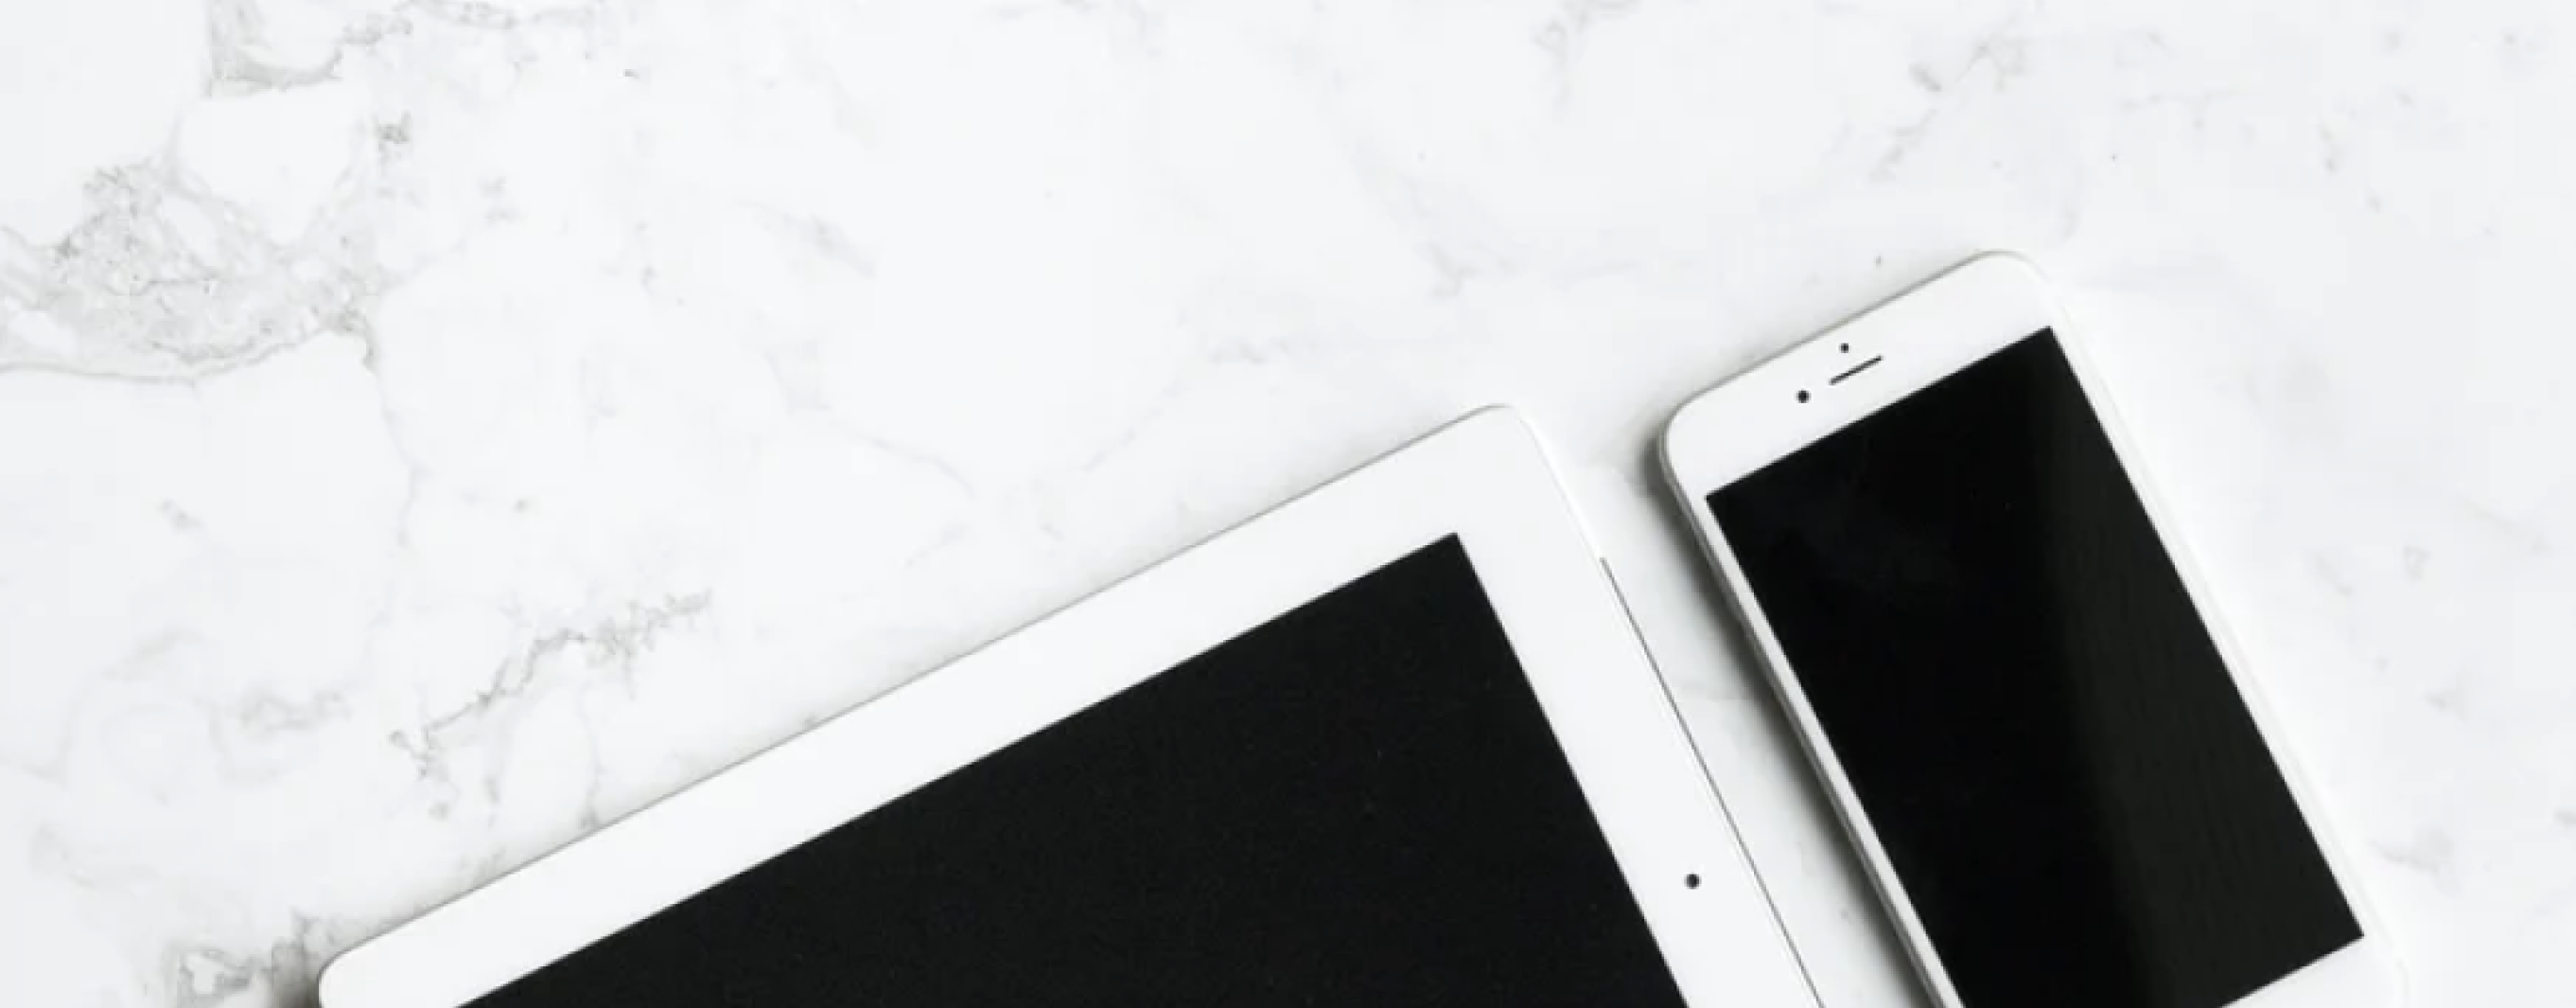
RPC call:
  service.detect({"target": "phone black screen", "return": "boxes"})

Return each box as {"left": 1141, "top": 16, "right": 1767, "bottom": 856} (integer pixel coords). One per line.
{"left": 462, "top": 537, "right": 1692, "bottom": 1008}
{"left": 1709, "top": 331, "right": 2359, "bottom": 1008}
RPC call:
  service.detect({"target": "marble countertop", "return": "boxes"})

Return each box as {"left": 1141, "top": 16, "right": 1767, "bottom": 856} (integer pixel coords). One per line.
{"left": 6, "top": 1, "right": 2572, "bottom": 1005}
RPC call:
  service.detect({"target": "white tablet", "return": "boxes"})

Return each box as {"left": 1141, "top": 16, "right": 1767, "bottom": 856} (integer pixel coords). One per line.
{"left": 320, "top": 408, "right": 1815, "bottom": 1008}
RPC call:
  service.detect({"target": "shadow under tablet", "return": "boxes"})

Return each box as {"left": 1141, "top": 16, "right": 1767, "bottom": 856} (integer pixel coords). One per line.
{"left": 471, "top": 537, "right": 1692, "bottom": 1008}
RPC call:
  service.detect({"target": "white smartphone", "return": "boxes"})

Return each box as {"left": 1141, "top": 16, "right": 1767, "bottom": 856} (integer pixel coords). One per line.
{"left": 1661, "top": 255, "right": 2398, "bottom": 1008}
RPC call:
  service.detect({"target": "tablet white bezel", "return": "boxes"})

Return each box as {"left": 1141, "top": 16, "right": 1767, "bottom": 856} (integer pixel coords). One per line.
{"left": 321, "top": 407, "right": 1816, "bottom": 1008}
{"left": 1661, "top": 255, "right": 2399, "bottom": 1008}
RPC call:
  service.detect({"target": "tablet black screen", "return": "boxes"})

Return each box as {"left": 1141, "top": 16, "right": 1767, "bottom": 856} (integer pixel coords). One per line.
{"left": 466, "top": 536, "right": 1690, "bottom": 1007}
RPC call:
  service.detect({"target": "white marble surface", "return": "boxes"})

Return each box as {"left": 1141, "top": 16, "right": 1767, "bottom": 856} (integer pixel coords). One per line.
{"left": 4, "top": 0, "right": 2573, "bottom": 1004}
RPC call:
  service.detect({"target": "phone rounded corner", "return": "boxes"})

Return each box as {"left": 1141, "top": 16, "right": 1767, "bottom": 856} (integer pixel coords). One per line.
{"left": 1459, "top": 401, "right": 1528, "bottom": 429}
{"left": 1655, "top": 428, "right": 1691, "bottom": 503}
{"left": 1658, "top": 392, "right": 1722, "bottom": 496}
{"left": 1951, "top": 249, "right": 2045, "bottom": 288}
{"left": 312, "top": 946, "right": 372, "bottom": 1008}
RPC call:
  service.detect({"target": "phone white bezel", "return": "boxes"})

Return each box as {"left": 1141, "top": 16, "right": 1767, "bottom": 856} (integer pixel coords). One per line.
{"left": 321, "top": 408, "right": 1817, "bottom": 1008}
{"left": 1660, "top": 255, "right": 2398, "bottom": 1008}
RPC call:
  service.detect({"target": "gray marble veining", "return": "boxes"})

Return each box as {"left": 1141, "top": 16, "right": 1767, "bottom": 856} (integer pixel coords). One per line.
{"left": 6, "top": 1, "right": 2574, "bottom": 1005}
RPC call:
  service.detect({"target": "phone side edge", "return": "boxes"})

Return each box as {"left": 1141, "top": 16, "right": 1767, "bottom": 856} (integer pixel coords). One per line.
{"left": 1659, "top": 392, "right": 1976, "bottom": 1008}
